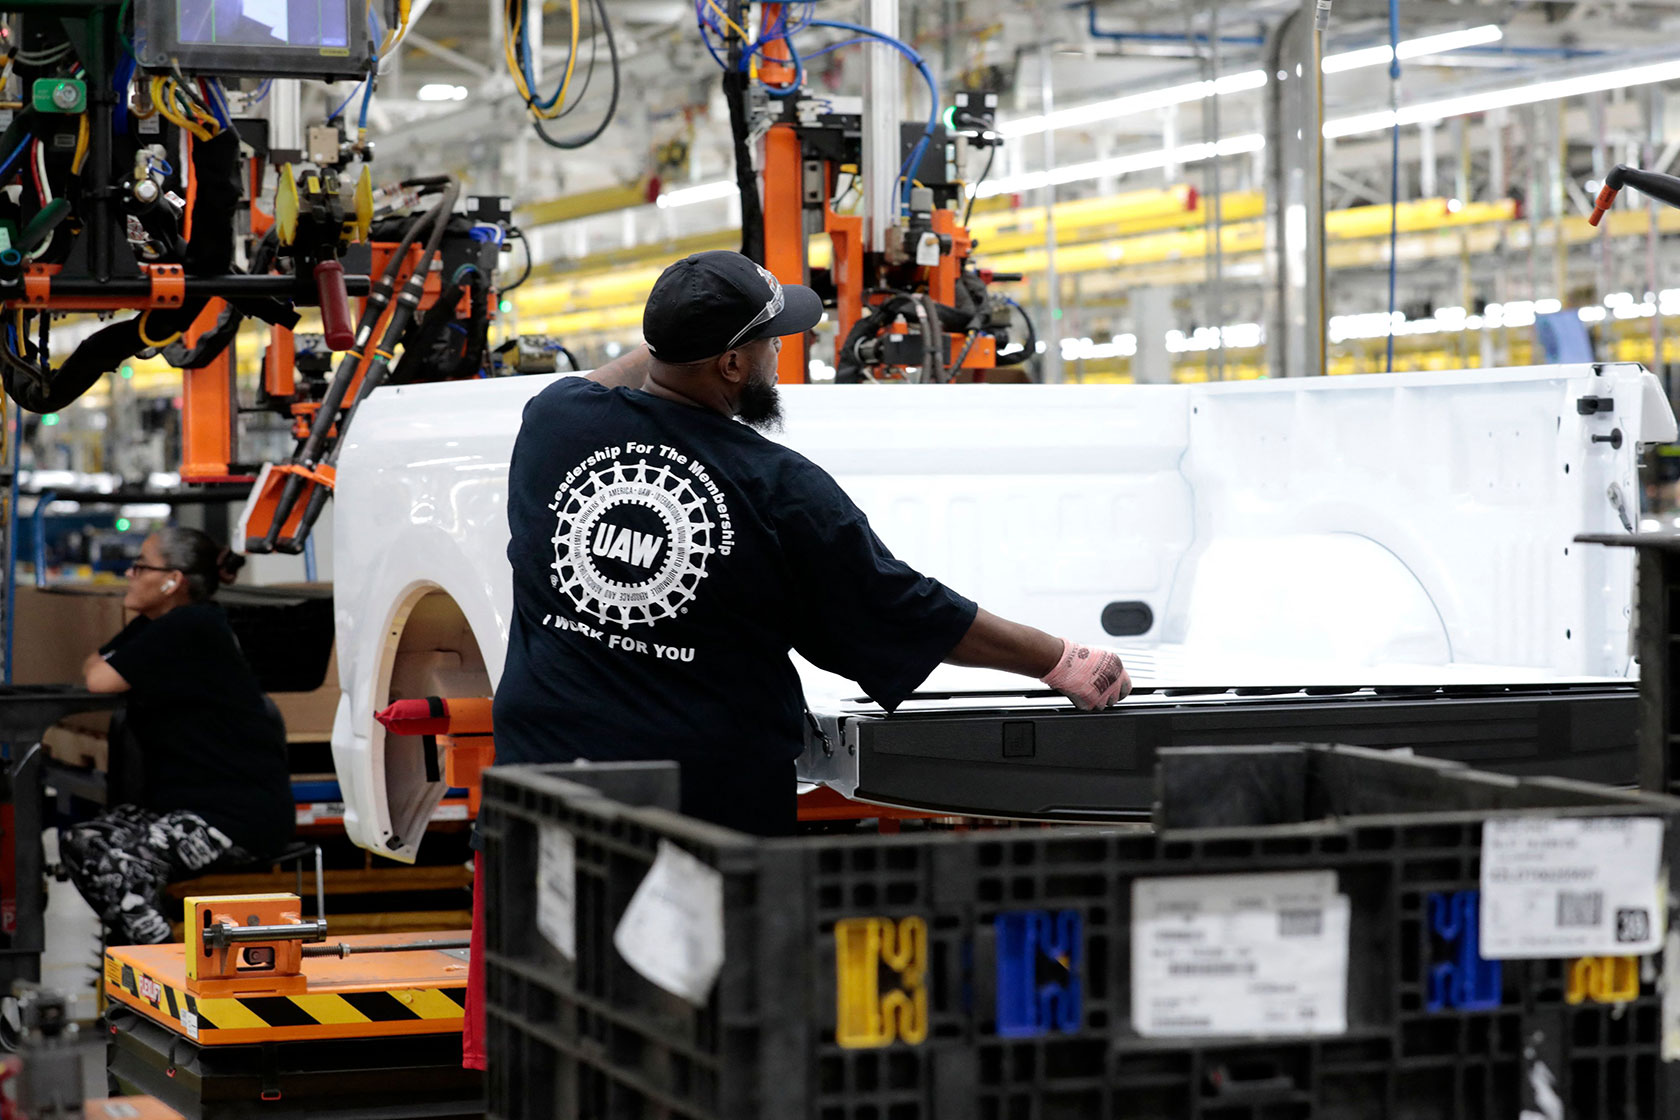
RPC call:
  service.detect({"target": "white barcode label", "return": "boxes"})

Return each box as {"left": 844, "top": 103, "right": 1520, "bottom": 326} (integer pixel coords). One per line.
{"left": 537, "top": 825, "right": 576, "bottom": 959}
{"left": 1481, "top": 817, "right": 1666, "bottom": 959}
{"left": 613, "top": 840, "right": 725, "bottom": 1005}
{"left": 1132, "top": 871, "right": 1349, "bottom": 1038}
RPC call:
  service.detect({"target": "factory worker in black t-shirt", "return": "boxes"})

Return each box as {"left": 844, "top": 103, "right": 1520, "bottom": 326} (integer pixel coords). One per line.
{"left": 493, "top": 250, "right": 1131, "bottom": 835}
{"left": 68, "top": 527, "right": 294, "bottom": 945}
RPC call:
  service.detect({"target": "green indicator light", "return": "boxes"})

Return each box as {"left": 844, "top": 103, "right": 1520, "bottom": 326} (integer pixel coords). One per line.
{"left": 119, "top": 364, "right": 134, "bottom": 379}
{"left": 1051, "top": 309, "right": 1063, "bottom": 320}
{"left": 42, "top": 413, "right": 58, "bottom": 426}
{"left": 499, "top": 298, "right": 513, "bottom": 313}
{"left": 942, "top": 104, "right": 957, "bottom": 129}
{"left": 115, "top": 518, "right": 131, "bottom": 531}
{"left": 32, "top": 77, "right": 86, "bottom": 113}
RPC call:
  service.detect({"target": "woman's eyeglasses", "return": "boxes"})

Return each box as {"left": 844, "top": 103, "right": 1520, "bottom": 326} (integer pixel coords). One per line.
{"left": 126, "top": 563, "right": 174, "bottom": 576}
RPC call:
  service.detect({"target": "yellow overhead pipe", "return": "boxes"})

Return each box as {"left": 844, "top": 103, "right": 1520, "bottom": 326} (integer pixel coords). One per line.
{"left": 533, "top": 230, "right": 737, "bottom": 282}
{"left": 975, "top": 191, "right": 1267, "bottom": 255}
{"left": 980, "top": 197, "right": 1518, "bottom": 278}
{"left": 518, "top": 179, "right": 656, "bottom": 228}
{"left": 512, "top": 188, "right": 1269, "bottom": 316}
{"left": 510, "top": 262, "right": 671, "bottom": 318}
{"left": 525, "top": 187, "right": 1250, "bottom": 283}
{"left": 1045, "top": 202, "right": 1680, "bottom": 297}
{"left": 969, "top": 186, "right": 1202, "bottom": 235}
{"left": 518, "top": 303, "right": 646, "bottom": 337}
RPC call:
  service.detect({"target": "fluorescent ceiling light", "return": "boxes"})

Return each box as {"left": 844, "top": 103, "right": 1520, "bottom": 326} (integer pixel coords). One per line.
{"left": 998, "top": 70, "right": 1267, "bottom": 139}
{"left": 417, "top": 83, "right": 469, "bottom": 102}
{"left": 1321, "top": 25, "right": 1504, "bottom": 74}
{"left": 655, "top": 180, "right": 738, "bottom": 209}
{"left": 978, "top": 133, "right": 1264, "bottom": 197}
{"left": 998, "top": 26, "right": 1503, "bottom": 139}
{"left": 1325, "top": 55, "right": 1680, "bottom": 138}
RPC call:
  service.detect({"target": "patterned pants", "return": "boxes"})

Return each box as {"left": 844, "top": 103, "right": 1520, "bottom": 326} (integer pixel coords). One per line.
{"left": 60, "top": 806, "right": 248, "bottom": 946}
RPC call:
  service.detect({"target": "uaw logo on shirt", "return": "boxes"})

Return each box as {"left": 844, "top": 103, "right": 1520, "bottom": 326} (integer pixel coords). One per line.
{"left": 548, "top": 442, "right": 735, "bottom": 636}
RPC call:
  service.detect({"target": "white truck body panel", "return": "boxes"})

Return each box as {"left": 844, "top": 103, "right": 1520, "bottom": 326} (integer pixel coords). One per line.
{"left": 325, "top": 364, "right": 1673, "bottom": 860}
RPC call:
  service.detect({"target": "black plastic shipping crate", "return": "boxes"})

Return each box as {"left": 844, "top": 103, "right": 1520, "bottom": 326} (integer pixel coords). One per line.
{"left": 480, "top": 747, "right": 1680, "bottom": 1120}
{"left": 1577, "top": 531, "right": 1680, "bottom": 797}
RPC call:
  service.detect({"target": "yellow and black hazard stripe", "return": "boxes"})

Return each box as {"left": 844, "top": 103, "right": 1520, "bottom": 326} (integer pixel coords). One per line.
{"left": 109, "top": 958, "right": 207, "bottom": 1040}
{"left": 106, "top": 955, "right": 465, "bottom": 1045}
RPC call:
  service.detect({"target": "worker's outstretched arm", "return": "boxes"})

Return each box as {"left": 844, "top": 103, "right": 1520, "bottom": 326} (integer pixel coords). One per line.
{"left": 586, "top": 344, "right": 653, "bottom": 389}
{"left": 947, "top": 608, "right": 1132, "bottom": 709}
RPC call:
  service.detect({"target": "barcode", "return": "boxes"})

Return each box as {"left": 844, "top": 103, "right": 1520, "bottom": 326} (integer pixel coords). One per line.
{"left": 1278, "top": 908, "right": 1323, "bottom": 938}
{"left": 1556, "top": 890, "right": 1603, "bottom": 928}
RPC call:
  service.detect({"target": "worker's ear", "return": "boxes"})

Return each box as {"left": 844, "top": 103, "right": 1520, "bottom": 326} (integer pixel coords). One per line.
{"left": 716, "top": 348, "right": 746, "bottom": 386}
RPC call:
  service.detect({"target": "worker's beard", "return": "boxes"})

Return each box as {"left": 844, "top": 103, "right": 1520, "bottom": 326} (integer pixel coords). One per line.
{"left": 737, "top": 370, "right": 783, "bottom": 431}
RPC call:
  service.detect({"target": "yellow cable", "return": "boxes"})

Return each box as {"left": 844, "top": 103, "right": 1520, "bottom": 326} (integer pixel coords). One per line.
{"left": 702, "top": 0, "right": 749, "bottom": 40}
{"left": 149, "top": 78, "right": 207, "bottom": 140}
{"left": 380, "top": 0, "right": 412, "bottom": 55}
{"left": 502, "top": 0, "right": 530, "bottom": 103}
{"left": 70, "top": 113, "right": 88, "bottom": 174}
{"left": 503, "top": 0, "right": 582, "bottom": 120}
{"left": 546, "top": 0, "right": 581, "bottom": 121}
{"left": 157, "top": 77, "right": 216, "bottom": 139}
{"left": 136, "top": 311, "right": 182, "bottom": 349}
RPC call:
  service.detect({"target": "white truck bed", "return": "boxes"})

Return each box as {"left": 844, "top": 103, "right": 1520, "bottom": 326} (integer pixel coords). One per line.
{"left": 320, "top": 363, "right": 1674, "bottom": 859}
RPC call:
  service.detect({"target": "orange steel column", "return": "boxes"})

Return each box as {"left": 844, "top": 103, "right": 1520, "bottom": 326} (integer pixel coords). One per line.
{"left": 825, "top": 209, "right": 864, "bottom": 352}
{"left": 263, "top": 325, "right": 295, "bottom": 401}
{"left": 757, "top": 5, "right": 808, "bottom": 384}
{"left": 762, "top": 125, "right": 806, "bottom": 384}
{"left": 179, "top": 301, "right": 240, "bottom": 482}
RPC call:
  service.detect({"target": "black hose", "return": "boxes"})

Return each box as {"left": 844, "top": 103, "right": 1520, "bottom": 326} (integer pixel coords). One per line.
{"left": 294, "top": 194, "right": 447, "bottom": 467}
{"left": 167, "top": 230, "right": 281, "bottom": 369}
{"left": 994, "top": 298, "right": 1038, "bottom": 369}
{"left": 325, "top": 181, "right": 462, "bottom": 461}
{"left": 1, "top": 300, "right": 203, "bottom": 413}
{"left": 283, "top": 182, "right": 462, "bottom": 546}
{"left": 256, "top": 190, "right": 456, "bottom": 550}
{"left": 500, "top": 228, "right": 532, "bottom": 292}
{"left": 722, "top": 76, "right": 763, "bottom": 263}
{"left": 530, "top": 0, "right": 619, "bottom": 150}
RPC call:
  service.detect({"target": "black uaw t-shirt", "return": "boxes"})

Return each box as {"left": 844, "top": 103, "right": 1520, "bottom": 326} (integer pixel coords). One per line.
{"left": 493, "top": 377, "right": 977, "bottom": 826}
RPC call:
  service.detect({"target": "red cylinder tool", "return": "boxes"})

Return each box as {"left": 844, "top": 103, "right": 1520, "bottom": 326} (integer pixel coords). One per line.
{"left": 313, "top": 259, "right": 355, "bottom": 351}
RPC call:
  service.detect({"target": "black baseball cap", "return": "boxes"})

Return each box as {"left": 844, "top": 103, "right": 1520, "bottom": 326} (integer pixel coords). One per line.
{"left": 643, "top": 250, "right": 823, "bottom": 364}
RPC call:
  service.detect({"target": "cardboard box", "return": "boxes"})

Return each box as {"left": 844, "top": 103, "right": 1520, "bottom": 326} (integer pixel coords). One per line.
{"left": 270, "top": 642, "right": 341, "bottom": 742}
{"left": 15, "top": 583, "right": 130, "bottom": 740}
{"left": 13, "top": 583, "right": 131, "bottom": 687}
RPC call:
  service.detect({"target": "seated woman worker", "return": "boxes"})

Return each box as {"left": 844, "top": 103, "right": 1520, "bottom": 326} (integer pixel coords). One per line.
{"left": 67, "top": 527, "right": 294, "bottom": 945}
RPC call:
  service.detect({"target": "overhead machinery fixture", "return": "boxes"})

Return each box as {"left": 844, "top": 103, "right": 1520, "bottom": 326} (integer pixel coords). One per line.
{"left": 703, "top": 2, "right": 1038, "bottom": 384}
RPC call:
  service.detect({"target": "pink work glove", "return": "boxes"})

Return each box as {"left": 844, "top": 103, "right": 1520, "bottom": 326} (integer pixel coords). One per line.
{"left": 1041, "top": 638, "right": 1132, "bottom": 710}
